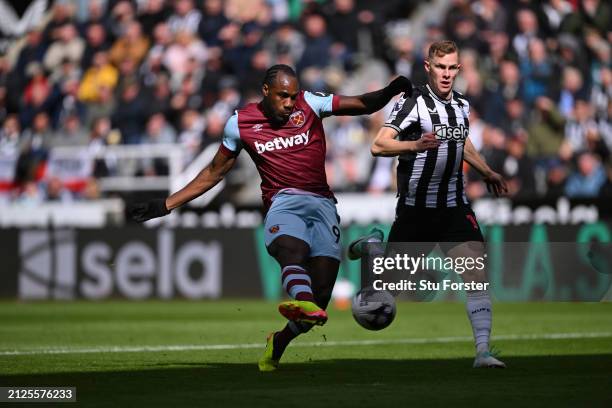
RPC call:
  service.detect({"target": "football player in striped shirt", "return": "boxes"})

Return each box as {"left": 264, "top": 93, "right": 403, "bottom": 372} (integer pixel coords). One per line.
{"left": 351, "top": 41, "right": 507, "bottom": 368}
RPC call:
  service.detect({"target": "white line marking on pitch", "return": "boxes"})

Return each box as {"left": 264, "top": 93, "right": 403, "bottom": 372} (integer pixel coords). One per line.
{"left": 1, "top": 332, "right": 611, "bottom": 356}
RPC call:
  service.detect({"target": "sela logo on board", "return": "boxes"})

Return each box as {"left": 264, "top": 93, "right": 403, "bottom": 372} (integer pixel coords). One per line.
{"left": 433, "top": 124, "right": 469, "bottom": 141}
{"left": 18, "top": 230, "right": 222, "bottom": 300}
{"left": 289, "top": 110, "right": 305, "bottom": 127}
{"left": 254, "top": 130, "right": 310, "bottom": 154}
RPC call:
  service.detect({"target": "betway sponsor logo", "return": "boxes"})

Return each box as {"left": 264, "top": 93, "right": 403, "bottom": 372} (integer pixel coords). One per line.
{"left": 433, "top": 124, "right": 469, "bottom": 141}
{"left": 254, "top": 130, "right": 309, "bottom": 153}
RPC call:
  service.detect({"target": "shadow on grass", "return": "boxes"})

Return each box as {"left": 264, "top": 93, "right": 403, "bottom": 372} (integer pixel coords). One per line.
{"left": 1, "top": 355, "right": 611, "bottom": 407}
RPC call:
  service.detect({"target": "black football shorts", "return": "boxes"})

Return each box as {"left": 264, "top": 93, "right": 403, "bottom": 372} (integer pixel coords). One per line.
{"left": 388, "top": 200, "right": 484, "bottom": 252}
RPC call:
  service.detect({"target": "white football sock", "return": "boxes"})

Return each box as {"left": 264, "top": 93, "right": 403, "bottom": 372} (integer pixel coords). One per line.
{"left": 465, "top": 290, "right": 492, "bottom": 353}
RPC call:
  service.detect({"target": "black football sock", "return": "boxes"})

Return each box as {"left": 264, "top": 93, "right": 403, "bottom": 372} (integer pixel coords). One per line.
{"left": 272, "top": 321, "right": 313, "bottom": 360}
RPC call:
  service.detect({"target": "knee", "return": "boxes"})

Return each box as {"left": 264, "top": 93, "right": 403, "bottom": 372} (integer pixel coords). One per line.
{"left": 461, "top": 268, "right": 487, "bottom": 284}
{"left": 268, "top": 237, "right": 310, "bottom": 266}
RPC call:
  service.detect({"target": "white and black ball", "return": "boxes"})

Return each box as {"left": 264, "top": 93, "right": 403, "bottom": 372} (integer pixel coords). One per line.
{"left": 351, "top": 287, "right": 396, "bottom": 331}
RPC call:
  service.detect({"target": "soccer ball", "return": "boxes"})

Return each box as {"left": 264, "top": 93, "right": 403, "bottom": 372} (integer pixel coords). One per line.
{"left": 351, "top": 287, "right": 396, "bottom": 331}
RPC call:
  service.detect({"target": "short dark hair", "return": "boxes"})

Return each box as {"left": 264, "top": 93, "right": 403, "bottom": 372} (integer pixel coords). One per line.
{"left": 262, "top": 64, "right": 297, "bottom": 87}
{"left": 427, "top": 40, "right": 459, "bottom": 60}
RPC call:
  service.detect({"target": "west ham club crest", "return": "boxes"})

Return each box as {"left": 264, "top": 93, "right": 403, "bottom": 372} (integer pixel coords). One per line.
{"left": 289, "top": 110, "right": 305, "bottom": 127}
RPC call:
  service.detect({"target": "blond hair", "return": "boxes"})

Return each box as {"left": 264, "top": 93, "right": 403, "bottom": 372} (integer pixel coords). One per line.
{"left": 427, "top": 40, "right": 459, "bottom": 60}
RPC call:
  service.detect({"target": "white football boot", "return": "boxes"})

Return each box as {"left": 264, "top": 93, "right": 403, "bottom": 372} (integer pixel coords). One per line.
{"left": 473, "top": 350, "right": 506, "bottom": 368}
{"left": 347, "top": 228, "right": 385, "bottom": 260}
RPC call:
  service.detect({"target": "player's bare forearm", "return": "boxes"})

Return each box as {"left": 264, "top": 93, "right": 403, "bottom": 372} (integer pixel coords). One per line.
{"left": 166, "top": 150, "right": 236, "bottom": 210}
{"left": 371, "top": 137, "right": 418, "bottom": 156}
{"left": 463, "top": 137, "right": 493, "bottom": 177}
{"left": 333, "top": 76, "right": 413, "bottom": 115}
{"left": 371, "top": 127, "right": 440, "bottom": 156}
{"left": 464, "top": 137, "right": 508, "bottom": 196}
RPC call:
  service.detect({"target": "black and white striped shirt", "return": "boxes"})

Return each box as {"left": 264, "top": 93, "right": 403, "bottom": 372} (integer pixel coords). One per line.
{"left": 385, "top": 84, "right": 470, "bottom": 208}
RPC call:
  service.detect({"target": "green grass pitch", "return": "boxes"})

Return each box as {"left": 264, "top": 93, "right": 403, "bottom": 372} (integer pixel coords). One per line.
{"left": 1, "top": 301, "right": 611, "bottom": 407}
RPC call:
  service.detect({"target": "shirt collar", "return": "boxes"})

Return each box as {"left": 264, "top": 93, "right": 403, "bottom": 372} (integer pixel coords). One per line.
{"left": 426, "top": 84, "right": 452, "bottom": 104}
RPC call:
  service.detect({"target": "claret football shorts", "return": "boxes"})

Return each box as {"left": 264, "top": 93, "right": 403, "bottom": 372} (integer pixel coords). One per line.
{"left": 264, "top": 192, "right": 342, "bottom": 261}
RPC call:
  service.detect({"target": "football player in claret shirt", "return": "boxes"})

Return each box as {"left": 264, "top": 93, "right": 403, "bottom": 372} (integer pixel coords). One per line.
{"left": 129, "top": 64, "right": 412, "bottom": 371}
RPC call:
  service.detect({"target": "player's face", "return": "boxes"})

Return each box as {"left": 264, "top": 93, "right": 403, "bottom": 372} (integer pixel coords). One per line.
{"left": 425, "top": 52, "right": 461, "bottom": 100}
{"left": 262, "top": 74, "right": 299, "bottom": 123}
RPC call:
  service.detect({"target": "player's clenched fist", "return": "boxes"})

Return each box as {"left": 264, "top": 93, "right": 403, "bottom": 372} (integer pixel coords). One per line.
{"left": 128, "top": 198, "right": 170, "bottom": 222}
{"left": 413, "top": 133, "right": 441, "bottom": 152}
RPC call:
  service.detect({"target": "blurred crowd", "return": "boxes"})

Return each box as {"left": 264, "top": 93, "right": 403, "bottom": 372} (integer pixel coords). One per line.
{"left": 0, "top": 0, "right": 610, "bottom": 205}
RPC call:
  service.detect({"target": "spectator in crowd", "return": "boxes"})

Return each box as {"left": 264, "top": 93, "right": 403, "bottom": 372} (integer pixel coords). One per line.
{"left": 483, "top": 60, "right": 521, "bottom": 126}
{"left": 44, "top": 176, "right": 73, "bottom": 202}
{"left": 168, "top": 0, "right": 202, "bottom": 35}
{"left": 141, "top": 113, "right": 176, "bottom": 176}
{"left": 43, "top": 23, "right": 85, "bottom": 76}
{"left": 108, "top": 1, "right": 136, "bottom": 41}
{"left": 511, "top": 8, "right": 541, "bottom": 60}
{"left": 19, "top": 62, "right": 54, "bottom": 128}
{"left": 326, "top": 0, "right": 361, "bottom": 67}
{"left": 80, "top": 177, "right": 102, "bottom": 200}
{"left": 472, "top": 0, "right": 507, "bottom": 35}
{"left": 565, "top": 152, "right": 607, "bottom": 197}
{"left": 78, "top": 0, "right": 110, "bottom": 38}
{"left": 545, "top": 159, "right": 569, "bottom": 199}
{"left": 298, "top": 14, "right": 332, "bottom": 72}
{"left": 562, "top": 98, "right": 601, "bottom": 158}
{"left": 17, "top": 112, "right": 53, "bottom": 183}
{"left": 519, "top": 38, "right": 555, "bottom": 107}
{"left": 198, "top": 0, "right": 230, "bottom": 47}
{"left": 162, "top": 31, "right": 207, "bottom": 87}
{"left": 558, "top": 66, "right": 586, "bottom": 117}
{"left": 111, "top": 81, "right": 147, "bottom": 144}
{"left": 0, "top": 115, "right": 21, "bottom": 158}
{"left": 51, "top": 114, "right": 88, "bottom": 148}
{"left": 109, "top": 21, "right": 150, "bottom": 67}
{"left": 502, "top": 133, "right": 536, "bottom": 198}
{"left": 78, "top": 51, "right": 118, "bottom": 103}
{"left": 390, "top": 36, "right": 417, "bottom": 81}
{"left": 16, "top": 180, "right": 45, "bottom": 205}
{"left": 139, "top": 0, "right": 172, "bottom": 36}
{"left": 556, "top": 33, "right": 589, "bottom": 78}
{"left": 559, "top": 0, "right": 610, "bottom": 38}
{"left": 84, "top": 85, "right": 116, "bottom": 128}
{"left": 178, "top": 109, "right": 205, "bottom": 164}
{"left": 326, "top": 115, "right": 369, "bottom": 191}
{"left": 266, "top": 22, "right": 305, "bottom": 67}
{"left": 14, "top": 29, "right": 47, "bottom": 79}
{"left": 81, "top": 23, "right": 110, "bottom": 70}
{"left": 526, "top": 96, "right": 566, "bottom": 163}
{"left": 142, "top": 113, "right": 176, "bottom": 145}
{"left": 201, "top": 109, "right": 226, "bottom": 148}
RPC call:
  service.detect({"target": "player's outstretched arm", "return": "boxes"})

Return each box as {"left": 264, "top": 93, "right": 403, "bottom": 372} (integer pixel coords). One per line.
{"left": 332, "top": 76, "right": 413, "bottom": 116}
{"left": 463, "top": 137, "right": 507, "bottom": 197}
{"left": 371, "top": 128, "right": 440, "bottom": 156}
{"left": 128, "top": 148, "right": 237, "bottom": 222}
